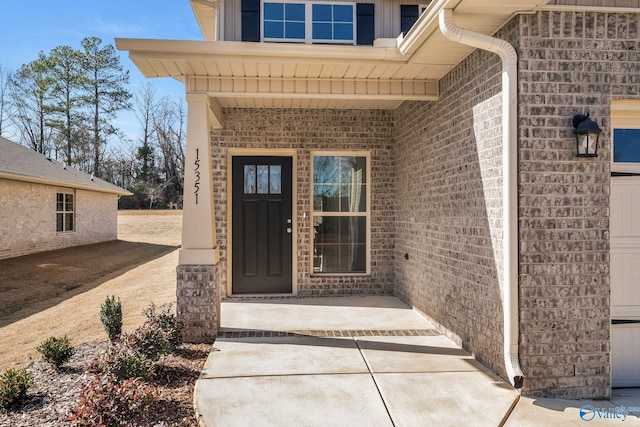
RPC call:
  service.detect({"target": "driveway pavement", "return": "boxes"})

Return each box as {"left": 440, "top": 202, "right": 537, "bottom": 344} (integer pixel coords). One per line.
{"left": 194, "top": 296, "right": 640, "bottom": 426}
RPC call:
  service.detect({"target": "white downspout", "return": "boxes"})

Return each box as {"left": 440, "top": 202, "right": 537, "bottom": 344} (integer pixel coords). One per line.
{"left": 439, "top": 8, "right": 523, "bottom": 388}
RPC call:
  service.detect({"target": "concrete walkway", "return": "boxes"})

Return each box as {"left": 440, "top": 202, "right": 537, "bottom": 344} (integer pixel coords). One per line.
{"left": 194, "top": 296, "right": 640, "bottom": 426}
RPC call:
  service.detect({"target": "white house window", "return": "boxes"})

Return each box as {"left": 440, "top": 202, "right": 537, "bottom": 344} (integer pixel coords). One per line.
{"left": 264, "top": 3, "right": 306, "bottom": 41}
{"left": 312, "top": 4, "right": 354, "bottom": 42}
{"left": 611, "top": 101, "right": 640, "bottom": 174}
{"left": 614, "top": 129, "right": 640, "bottom": 164}
{"left": 312, "top": 153, "right": 369, "bottom": 274}
{"left": 56, "top": 192, "right": 75, "bottom": 232}
{"left": 262, "top": 1, "right": 355, "bottom": 44}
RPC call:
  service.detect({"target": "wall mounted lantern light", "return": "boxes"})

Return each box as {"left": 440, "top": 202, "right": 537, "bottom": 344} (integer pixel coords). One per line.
{"left": 572, "top": 113, "right": 602, "bottom": 157}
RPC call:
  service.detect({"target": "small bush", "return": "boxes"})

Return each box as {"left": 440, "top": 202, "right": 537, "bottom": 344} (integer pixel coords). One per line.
{"left": 36, "top": 335, "right": 74, "bottom": 368}
{"left": 101, "top": 344, "right": 153, "bottom": 380}
{"left": 100, "top": 295, "right": 122, "bottom": 342}
{"left": 0, "top": 368, "right": 34, "bottom": 410}
{"left": 143, "top": 303, "right": 184, "bottom": 350}
{"left": 69, "top": 374, "right": 157, "bottom": 427}
{"left": 121, "top": 321, "right": 172, "bottom": 362}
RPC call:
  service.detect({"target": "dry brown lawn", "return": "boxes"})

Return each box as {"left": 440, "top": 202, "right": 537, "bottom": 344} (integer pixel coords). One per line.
{"left": 0, "top": 210, "right": 183, "bottom": 369}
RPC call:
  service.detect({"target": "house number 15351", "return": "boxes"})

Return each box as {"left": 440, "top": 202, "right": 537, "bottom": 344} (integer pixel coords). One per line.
{"left": 194, "top": 148, "right": 200, "bottom": 204}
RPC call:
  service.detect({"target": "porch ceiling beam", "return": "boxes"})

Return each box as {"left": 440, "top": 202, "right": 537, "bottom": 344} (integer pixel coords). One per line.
{"left": 208, "top": 96, "right": 224, "bottom": 129}
{"left": 187, "top": 76, "right": 439, "bottom": 101}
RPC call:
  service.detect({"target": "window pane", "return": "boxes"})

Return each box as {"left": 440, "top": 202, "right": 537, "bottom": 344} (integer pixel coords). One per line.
{"left": 313, "top": 4, "right": 332, "bottom": 21}
{"left": 65, "top": 194, "right": 74, "bottom": 212}
{"left": 313, "top": 156, "right": 366, "bottom": 212}
{"left": 244, "top": 165, "right": 256, "bottom": 193}
{"left": 313, "top": 216, "right": 366, "bottom": 273}
{"left": 56, "top": 213, "right": 64, "bottom": 232}
{"left": 333, "top": 24, "right": 353, "bottom": 40}
{"left": 270, "top": 165, "right": 282, "bottom": 194}
{"left": 264, "top": 21, "right": 284, "bottom": 39}
{"left": 65, "top": 213, "right": 74, "bottom": 232}
{"left": 264, "top": 3, "right": 284, "bottom": 20}
{"left": 333, "top": 5, "right": 352, "bottom": 22}
{"left": 334, "top": 23, "right": 353, "bottom": 40}
{"left": 313, "top": 23, "right": 332, "bottom": 40}
{"left": 285, "top": 22, "right": 305, "bottom": 39}
{"left": 314, "top": 184, "right": 340, "bottom": 211}
{"left": 614, "top": 128, "right": 640, "bottom": 163}
{"left": 257, "top": 165, "right": 269, "bottom": 194}
{"left": 285, "top": 3, "right": 305, "bottom": 21}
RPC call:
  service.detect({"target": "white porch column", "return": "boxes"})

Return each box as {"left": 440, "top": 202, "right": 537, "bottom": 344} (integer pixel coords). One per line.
{"left": 179, "top": 93, "right": 219, "bottom": 264}
{"left": 177, "top": 92, "right": 221, "bottom": 343}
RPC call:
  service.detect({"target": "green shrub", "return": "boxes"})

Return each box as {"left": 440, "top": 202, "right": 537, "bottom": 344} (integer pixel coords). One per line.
{"left": 69, "top": 374, "right": 156, "bottom": 427}
{"left": 100, "top": 295, "right": 122, "bottom": 342}
{"left": 0, "top": 368, "right": 34, "bottom": 410}
{"left": 143, "top": 303, "right": 184, "bottom": 350}
{"left": 121, "top": 321, "right": 172, "bottom": 362}
{"left": 101, "top": 344, "right": 153, "bottom": 380}
{"left": 36, "top": 335, "right": 74, "bottom": 368}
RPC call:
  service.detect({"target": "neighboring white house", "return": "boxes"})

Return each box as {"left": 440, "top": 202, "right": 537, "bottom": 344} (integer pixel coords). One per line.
{"left": 0, "top": 137, "right": 131, "bottom": 259}
{"left": 118, "top": 0, "right": 640, "bottom": 399}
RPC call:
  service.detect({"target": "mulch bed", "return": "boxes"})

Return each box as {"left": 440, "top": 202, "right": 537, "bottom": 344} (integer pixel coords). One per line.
{"left": 0, "top": 342, "right": 211, "bottom": 426}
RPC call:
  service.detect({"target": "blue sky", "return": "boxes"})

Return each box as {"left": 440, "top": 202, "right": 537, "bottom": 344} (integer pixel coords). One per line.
{"left": 0, "top": 0, "right": 205, "bottom": 145}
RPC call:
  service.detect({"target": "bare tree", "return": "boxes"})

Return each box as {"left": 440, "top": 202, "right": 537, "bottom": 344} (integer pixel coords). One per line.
{"left": 133, "top": 83, "right": 159, "bottom": 183}
{"left": 0, "top": 65, "right": 13, "bottom": 137}
{"left": 154, "top": 97, "right": 186, "bottom": 201}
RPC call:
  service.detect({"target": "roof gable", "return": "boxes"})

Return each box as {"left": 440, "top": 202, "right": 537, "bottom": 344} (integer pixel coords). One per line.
{"left": 0, "top": 137, "right": 131, "bottom": 196}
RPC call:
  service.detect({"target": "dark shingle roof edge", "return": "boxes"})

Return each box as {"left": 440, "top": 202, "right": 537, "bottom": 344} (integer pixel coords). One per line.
{"left": 0, "top": 136, "right": 133, "bottom": 196}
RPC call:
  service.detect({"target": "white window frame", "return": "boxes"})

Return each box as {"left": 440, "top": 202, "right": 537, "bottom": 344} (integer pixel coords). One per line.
{"left": 310, "top": 151, "right": 370, "bottom": 276}
{"left": 56, "top": 190, "right": 75, "bottom": 233}
{"left": 612, "top": 101, "right": 640, "bottom": 174}
{"left": 261, "top": 1, "right": 356, "bottom": 45}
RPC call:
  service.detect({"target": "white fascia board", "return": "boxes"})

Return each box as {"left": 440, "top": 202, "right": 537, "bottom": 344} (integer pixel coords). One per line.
{"left": 116, "top": 39, "right": 406, "bottom": 66}
{"left": 0, "top": 172, "right": 132, "bottom": 196}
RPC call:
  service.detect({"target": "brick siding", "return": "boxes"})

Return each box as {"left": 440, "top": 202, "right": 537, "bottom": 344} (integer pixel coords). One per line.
{"left": 516, "top": 10, "right": 640, "bottom": 399}
{"left": 211, "top": 108, "right": 396, "bottom": 297}
{"left": 0, "top": 179, "right": 118, "bottom": 259}
{"left": 393, "top": 38, "right": 507, "bottom": 380}
{"left": 177, "top": 264, "right": 221, "bottom": 343}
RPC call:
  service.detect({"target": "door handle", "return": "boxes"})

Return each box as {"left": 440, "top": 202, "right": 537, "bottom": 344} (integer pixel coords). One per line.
{"left": 286, "top": 227, "right": 292, "bottom": 234}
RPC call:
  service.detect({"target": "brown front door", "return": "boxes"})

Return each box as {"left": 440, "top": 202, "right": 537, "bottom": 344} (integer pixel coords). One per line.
{"left": 232, "top": 156, "right": 293, "bottom": 294}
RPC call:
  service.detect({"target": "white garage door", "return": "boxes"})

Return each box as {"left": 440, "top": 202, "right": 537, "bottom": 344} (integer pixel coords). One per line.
{"left": 611, "top": 177, "right": 640, "bottom": 387}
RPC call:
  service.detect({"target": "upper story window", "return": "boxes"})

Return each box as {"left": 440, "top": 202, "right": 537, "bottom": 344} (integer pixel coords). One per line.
{"left": 400, "top": 3, "right": 431, "bottom": 35}
{"left": 612, "top": 101, "right": 640, "bottom": 174}
{"left": 242, "top": 0, "right": 373, "bottom": 45}
{"left": 56, "top": 192, "right": 75, "bottom": 232}
{"left": 262, "top": 1, "right": 355, "bottom": 44}
{"left": 264, "top": 3, "right": 306, "bottom": 41}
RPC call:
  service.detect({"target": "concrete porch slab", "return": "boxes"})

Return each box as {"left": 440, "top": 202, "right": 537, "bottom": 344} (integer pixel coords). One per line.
{"left": 221, "top": 296, "right": 435, "bottom": 332}
{"left": 195, "top": 374, "right": 394, "bottom": 427}
{"left": 200, "top": 336, "right": 368, "bottom": 378}
{"left": 356, "top": 335, "right": 489, "bottom": 373}
{"left": 195, "top": 297, "right": 640, "bottom": 426}
{"left": 504, "top": 396, "right": 640, "bottom": 426}
{"left": 374, "top": 371, "right": 519, "bottom": 427}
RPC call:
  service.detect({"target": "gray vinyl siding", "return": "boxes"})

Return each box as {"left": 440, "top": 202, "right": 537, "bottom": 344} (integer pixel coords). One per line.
{"left": 223, "top": 0, "right": 426, "bottom": 42}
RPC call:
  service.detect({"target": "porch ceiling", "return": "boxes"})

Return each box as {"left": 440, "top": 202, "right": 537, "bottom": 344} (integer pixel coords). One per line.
{"left": 116, "top": 0, "right": 549, "bottom": 113}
